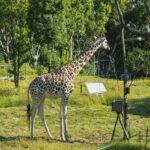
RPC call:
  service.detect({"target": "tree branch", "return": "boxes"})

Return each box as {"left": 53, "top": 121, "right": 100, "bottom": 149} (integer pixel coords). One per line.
{"left": 111, "top": 36, "right": 145, "bottom": 57}
{"left": 115, "top": 0, "right": 125, "bottom": 26}
{"left": 126, "top": 24, "right": 150, "bottom": 37}
{"left": 0, "top": 27, "right": 11, "bottom": 64}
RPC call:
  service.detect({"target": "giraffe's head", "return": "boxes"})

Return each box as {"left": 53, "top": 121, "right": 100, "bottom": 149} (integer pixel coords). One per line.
{"left": 94, "top": 34, "right": 110, "bottom": 50}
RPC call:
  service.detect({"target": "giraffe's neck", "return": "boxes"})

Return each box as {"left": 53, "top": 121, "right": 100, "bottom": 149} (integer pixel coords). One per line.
{"left": 58, "top": 39, "right": 104, "bottom": 80}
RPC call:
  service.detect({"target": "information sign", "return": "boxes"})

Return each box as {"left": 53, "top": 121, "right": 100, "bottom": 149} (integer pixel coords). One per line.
{"left": 85, "top": 82, "right": 107, "bottom": 94}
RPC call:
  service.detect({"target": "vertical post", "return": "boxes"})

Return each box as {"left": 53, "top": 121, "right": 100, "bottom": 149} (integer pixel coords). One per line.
{"left": 93, "top": 55, "right": 96, "bottom": 76}
{"left": 25, "top": 63, "right": 27, "bottom": 80}
{"left": 80, "top": 81, "right": 82, "bottom": 94}
{"left": 115, "top": 0, "right": 128, "bottom": 139}
{"left": 98, "top": 61, "right": 100, "bottom": 76}
{"left": 70, "top": 35, "right": 73, "bottom": 60}
{"left": 145, "top": 127, "right": 149, "bottom": 150}
{"left": 48, "top": 63, "right": 51, "bottom": 73}
{"left": 121, "top": 22, "right": 128, "bottom": 139}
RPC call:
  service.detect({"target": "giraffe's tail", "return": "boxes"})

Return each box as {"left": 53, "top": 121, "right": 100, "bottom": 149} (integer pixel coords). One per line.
{"left": 27, "top": 87, "right": 31, "bottom": 130}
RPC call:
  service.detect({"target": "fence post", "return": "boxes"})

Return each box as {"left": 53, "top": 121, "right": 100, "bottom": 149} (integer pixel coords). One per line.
{"left": 80, "top": 81, "right": 82, "bottom": 94}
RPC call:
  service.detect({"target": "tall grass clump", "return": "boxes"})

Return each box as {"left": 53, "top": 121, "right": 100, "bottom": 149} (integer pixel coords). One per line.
{"left": 0, "top": 79, "right": 31, "bottom": 108}
{"left": 73, "top": 76, "right": 123, "bottom": 106}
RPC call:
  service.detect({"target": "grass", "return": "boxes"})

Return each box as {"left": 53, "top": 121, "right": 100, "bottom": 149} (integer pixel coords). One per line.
{"left": 0, "top": 75, "right": 150, "bottom": 149}
{"left": 110, "top": 141, "right": 150, "bottom": 150}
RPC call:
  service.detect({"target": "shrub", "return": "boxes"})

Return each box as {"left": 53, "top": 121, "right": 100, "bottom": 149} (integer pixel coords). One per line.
{"left": 37, "top": 65, "right": 48, "bottom": 75}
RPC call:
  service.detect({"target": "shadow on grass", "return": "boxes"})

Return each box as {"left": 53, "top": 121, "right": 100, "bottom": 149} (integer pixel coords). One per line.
{"left": 109, "top": 141, "right": 150, "bottom": 150}
{"left": 128, "top": 98, "right": 150, "bottom": 117}
{"left": 0, "top": 136, "right": 54, "bottom": 142}
{"left": 0, "top": 89, "right": 13, "bottom": 96}
{"left": 0, "top": 136, "right": 30, "bottom": 142}
{"left": 0, "top": 135, "right": 107, "bottom": 145}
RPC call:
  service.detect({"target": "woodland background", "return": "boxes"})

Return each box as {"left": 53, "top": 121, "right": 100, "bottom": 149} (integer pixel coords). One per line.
{"left": 0, "top": 0, "right": 150, "bottom": 87}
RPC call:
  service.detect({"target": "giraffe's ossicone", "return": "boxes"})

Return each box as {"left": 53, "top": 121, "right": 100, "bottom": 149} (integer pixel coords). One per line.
{"left": 27, "top": 35, "right": 110, "bottom": 142}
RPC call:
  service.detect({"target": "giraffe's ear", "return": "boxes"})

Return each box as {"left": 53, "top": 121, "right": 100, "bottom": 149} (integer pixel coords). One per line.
{"left": 101, "top": 33, "right": 106, "bottom": 39}
{"left": 94, "top": 36, "right": 98, "bottom": 40}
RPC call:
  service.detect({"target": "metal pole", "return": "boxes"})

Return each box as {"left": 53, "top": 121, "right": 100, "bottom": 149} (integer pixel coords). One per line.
{"left": 111, "top": 113, "right": 119, "bottom": 141}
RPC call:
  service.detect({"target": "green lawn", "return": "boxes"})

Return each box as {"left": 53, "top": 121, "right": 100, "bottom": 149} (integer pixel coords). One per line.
{"left": 0, "top": 76, "right": 150, "bottom": 149}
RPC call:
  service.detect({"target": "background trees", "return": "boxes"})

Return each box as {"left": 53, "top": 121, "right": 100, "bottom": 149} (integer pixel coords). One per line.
{"left": 0, "top": 0, "right": 29, "bottom": 87}
{"left": 0, "top": 0, "right": 149, "bottom": 87}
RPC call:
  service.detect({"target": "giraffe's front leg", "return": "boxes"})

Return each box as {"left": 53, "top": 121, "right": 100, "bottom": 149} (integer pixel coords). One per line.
{"left": 63, "top": 102, "right": 69, "bottom": 142}
{"left": 60, "top": 102, "right": 65, "bottom": 141}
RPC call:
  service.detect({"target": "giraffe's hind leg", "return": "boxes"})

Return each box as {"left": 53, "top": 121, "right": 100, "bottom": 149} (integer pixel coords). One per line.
{"left": 38, "top": 100, "right": 53, "bottom": 138}
{"left": 61, "top": 95, "right": 69, "bottom": 142}
{"left": 30, "top": 96, "right": 43, "bottom": 138}
{"left": 31, "top": 104, "right": 38, "bottom": 138}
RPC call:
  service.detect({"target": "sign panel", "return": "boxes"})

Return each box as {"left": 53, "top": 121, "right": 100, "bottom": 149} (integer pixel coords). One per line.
{"left": 85, "top": 82, "right": 107, "bottom": 94}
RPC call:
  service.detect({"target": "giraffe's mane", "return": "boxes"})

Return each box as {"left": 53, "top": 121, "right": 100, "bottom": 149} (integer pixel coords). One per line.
{"left": 61, "top": 40, "right": 98, "bottom": 67}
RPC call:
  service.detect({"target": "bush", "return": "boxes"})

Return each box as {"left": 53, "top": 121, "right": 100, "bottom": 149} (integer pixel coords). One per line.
{"left": 80, "top": 62, "right": 96, "bottom": 76}
{"left": 128, "top": 48, "right": 150, "bottom": 77}
{"left": 37, "top": 65, "right": 48, "bottom": 75}
{"left": 20, "top": 63, "right": 37, "bottom": 76}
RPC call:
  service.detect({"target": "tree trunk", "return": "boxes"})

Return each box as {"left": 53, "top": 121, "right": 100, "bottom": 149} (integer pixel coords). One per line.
{"left": 11, "top": 19, "right": 20, "bottom": 88}
{"left": 3, "top": 53, "right": 11, "bottom": 64}
{"left": 115, "top": 0, "right": 128, "bottom": 139}
{"left": 33, "top": 60, "right": 38, "bottom": 69}
{"left": 13, "top": 50, "right": 18, "bottom": 88}
{"left": 70, "top": 35, "right": 73, "bottom": 60}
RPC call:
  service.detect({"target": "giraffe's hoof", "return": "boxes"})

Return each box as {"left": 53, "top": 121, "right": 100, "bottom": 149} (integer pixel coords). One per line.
{"left": 61, "top": 137, "right": 65, "bottom": 141}
{"left": 65, "top": 134, "right": 69, "bottom": 142}
{"left": 49, "top": 136, "right": 53, "bottom": 139}
{"left": 47, "top": 132, "right": 53, "bottom": 139}
{"left": 65, "top": 137, "right": 70, "bottom": 142}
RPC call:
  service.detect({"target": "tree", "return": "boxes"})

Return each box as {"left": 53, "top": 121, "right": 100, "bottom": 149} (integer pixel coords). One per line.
{"left": 28, "top": 0, "right": 69, "bottom": 67}
{"left": 106, "top": 0, "right": 150, "bottom": 76}
{"left": 28, "top": 0, "right": 112, "bottom": 72}
{"left": 0, "top": 0, "right": 29, "bottom": 87}
{"left": 128, "top": 47, "right": 150, "bottom": 77}
{"left": 29, "top": 36, "right": 41, "bottom": 68}
{"left": 124, "top": 0, "right": 150, "bottom": 41}
{"left": 0, "top": 0, "right": 12, "bottom": 64}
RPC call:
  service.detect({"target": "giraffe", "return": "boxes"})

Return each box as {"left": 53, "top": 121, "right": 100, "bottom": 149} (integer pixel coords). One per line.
{"left": 27, "top": 34, "right": 110, "bottom": 142}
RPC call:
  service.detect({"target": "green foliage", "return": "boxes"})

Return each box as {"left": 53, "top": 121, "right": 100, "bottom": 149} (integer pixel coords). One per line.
{"left": 0, "top": 0, "right": 30, "bottom": 87}
{"left": 0, "top": 0, "right": 149, "bottom": 81}
{"left": 50, "top": 51, "right": 61, "bottom": 70}
{"left": 128, "top": 48, "right": 150, "bottom": 76}
{"left": 106, "top": 0, "right": 150, "bottom": 76}
{"left": 27, "top": 0, "right": 112, "bottom": 75}
{"left": 28, "top": 0, "right": 69, "bottom": 57}
{"left": 37, "top": 65, "right": 47, "bottom": 76}
{"left": 80, "top": 62, "right": 96, "bottom": 76}
{"left": 20, "top": 63, "right": 37, "bottom": 76}
{"left": 39, "top": 48, "right": 61, "bottom": 71}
